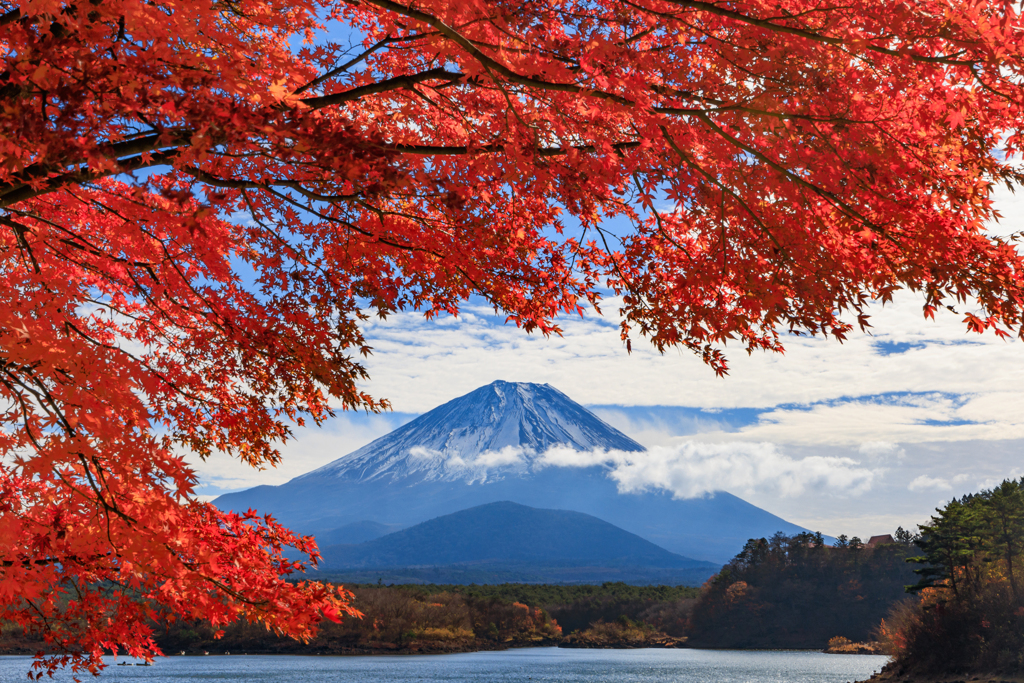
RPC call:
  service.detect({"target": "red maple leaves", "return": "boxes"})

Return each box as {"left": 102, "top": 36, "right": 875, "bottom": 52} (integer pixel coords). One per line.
{"left": 2, "top": 0, "right": 1024, "bottom": 673}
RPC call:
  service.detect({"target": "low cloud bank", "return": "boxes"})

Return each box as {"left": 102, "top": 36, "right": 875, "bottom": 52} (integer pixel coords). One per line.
{"left": 408, "top": 441, "right": 878, "bottom": 498}
{"left": 540, "top": 442, "right": 876, "bottom": 499}
{"left": 408, "top": 444, "right": 531, "bottom": 483}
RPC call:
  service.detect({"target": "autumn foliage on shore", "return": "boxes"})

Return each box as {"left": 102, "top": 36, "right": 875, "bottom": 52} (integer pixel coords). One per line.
{"left": 687, "top": 531, "right": 919, "bottom": 649}
{"left": 878, "top": 479, "right": 1024, "bottom": 676}
{"left": 4, "top": 0, "right": 1024, "bottom": 674}
{"left": 4, "top": 583, "right": 697, "bottom": 655}
{"left": 1, "top": 586, "right": 561, "bottom": 656}
{"left": 156, "top": 587, "right": 563, "bottom": 655}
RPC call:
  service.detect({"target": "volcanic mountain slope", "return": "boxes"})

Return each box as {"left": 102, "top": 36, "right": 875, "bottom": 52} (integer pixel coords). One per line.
{"left": 303, "top": 380, "right": 645, "bottom": 484}
{"left": 318, "top": 502, "right": 720, "bottom": 585}
{"left": 215, "top": 381, "right": 809, "bottom": 563}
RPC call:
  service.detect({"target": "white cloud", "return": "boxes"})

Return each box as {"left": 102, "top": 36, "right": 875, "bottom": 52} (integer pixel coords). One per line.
{"left": 286, "top": 439, "right": 881, "bottom": 502}
{"left": 955, "top": 392, "right": 1024, "bottom": 425}
{"left": 977, "top": 469, "right": 1024, "bottom": 491}
{"left": 590, "top": 408, "right": 733, "bottom": 445}
{"left": 471, "top": 446, "right": 531, "bottom": 469}
{"left": 684, "top": 393, "right": 1024, "bottom": 448}
{"left": 858, "top": 441, "right": 906, "bottom": 461}
{"left": 537, "top": 442, "right": 877, "bottom": 499}
{"left": 357, "top": 292, "right": 1024, "bottom": 419}
{"left": 908, "top": 475, "right": 953, "bottom": 492}
{"left": 408, "top": 444, "right": 531, "bottom": 483}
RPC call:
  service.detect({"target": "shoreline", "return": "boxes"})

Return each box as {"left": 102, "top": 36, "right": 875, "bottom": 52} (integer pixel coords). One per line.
{"left": 855, "top": 661, "right": 1024, "bottom": 683}
{"left": 0, "top": 644, "right": 890, "bottom": 658}
{"left": 0, "top": 639, "right": 561, "bottom": 659}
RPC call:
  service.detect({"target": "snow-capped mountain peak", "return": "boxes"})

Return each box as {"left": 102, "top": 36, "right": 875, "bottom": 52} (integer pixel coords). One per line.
{"left": 298, "top": 380, "right": 645, "bottom": 483}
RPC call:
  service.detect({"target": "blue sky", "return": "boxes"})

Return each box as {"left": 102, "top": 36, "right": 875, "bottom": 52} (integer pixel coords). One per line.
{"left": 192, "top": 175, "right": 1024, "bottom": 540}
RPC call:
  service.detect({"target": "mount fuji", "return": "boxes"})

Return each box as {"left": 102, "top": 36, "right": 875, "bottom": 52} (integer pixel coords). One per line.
{"left": 302, "top": 380, "right": 645, "bottom": 484}
{"left": 215, "top": 381, "right": 810, "bottom": 564}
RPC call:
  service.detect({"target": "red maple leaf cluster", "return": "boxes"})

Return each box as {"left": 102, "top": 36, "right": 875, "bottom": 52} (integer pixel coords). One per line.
{"left": 1, "top": 0, "right": 1023, "bottom": 674}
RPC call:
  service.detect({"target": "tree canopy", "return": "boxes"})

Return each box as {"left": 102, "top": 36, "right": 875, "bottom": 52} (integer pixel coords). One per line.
{"left": 2, "top": 0, "right": 1024, "bottom": 673}
{"left": 881, "top": 479, "right": 1024, "bottom": 674}
{"left": 687, "top": 531, "right": 919, "bottom": 648}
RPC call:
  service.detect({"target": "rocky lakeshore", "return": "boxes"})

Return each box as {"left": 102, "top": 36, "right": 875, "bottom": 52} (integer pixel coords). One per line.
{"left": 558, "top": 633, "right": 687, "bottom": 649}
{"left": 856, "top": 661, "right": 1024, "bottom": 683}
{"left": 824, "top": 637, "right": 884, "bottom": 655}
{"left": 556, "top": 619, "right": 687, "bottom": 649}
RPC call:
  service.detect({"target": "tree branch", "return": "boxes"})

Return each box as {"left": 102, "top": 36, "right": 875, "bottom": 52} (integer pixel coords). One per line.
{"left": 301, "top": 67, "right": 464, "bottom": 109}
{"left": 658, "top": 0, "right": 977, "bottom": 65}
{"left": 360, "top": 0, "right": 636, "bottom": 105}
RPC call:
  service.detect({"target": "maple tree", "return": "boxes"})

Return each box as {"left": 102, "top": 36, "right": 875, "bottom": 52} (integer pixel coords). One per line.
{"left": 2, "top": 0, "right": 1024, "bottom": 675}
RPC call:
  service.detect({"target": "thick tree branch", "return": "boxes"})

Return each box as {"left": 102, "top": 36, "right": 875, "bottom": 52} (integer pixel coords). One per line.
{"left": 301, "top": 67, "right": 465, "bottom": 109}
{"left": 0, "top": 7, "right": 20, "bottom": 27}
{"left": 0, "top": 149, "right": 181, "bottom": 208}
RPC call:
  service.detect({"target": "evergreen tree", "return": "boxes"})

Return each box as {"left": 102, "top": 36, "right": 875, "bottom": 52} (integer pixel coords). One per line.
{"left": 894, "top": 526, "right": 919, "bottom": 547}
{"left": 978, "top": 480, "right": 1024, "bottom": 604}
{"left": 910, "top": 497, "right": 984, "bottom": 599}
{"left": 882, "top": 478, "right": 1024, "bottom": 674}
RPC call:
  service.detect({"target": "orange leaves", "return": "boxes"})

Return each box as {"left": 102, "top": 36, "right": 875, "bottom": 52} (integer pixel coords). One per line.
{"left": 947, "top": 109, "right": 967, "bottom": 128}
{"left": 2, "top": 0, "right": 1024, "bottom": 674}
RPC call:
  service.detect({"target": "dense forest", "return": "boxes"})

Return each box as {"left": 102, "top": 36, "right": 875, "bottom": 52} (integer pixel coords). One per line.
{"left": 419, "top": 583, "right": 699, "bottom": 635}
{"left": 0, "top": 583, "right": 699, "bottom": 656}
{"left": 878, "top": 478, "right": 1024, "bottom": 676}
{"left": 157, "top": 585, "right": 562, "bottom": 655}
{"left": 0, "top": 543, "right": 923, "bottom": 656}
{"left": 152, "top": 583, "right": 698, "bottom": 654}
{"left": 686, "top": 530, "right": 920, "bottom": 648}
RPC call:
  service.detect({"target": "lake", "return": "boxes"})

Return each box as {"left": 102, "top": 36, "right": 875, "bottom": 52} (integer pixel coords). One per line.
{"left": 1, "top": 648, "right": 888, "bottom": 682}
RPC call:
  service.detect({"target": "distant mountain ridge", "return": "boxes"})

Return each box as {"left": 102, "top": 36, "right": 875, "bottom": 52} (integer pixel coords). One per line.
{"left": 318, "top": 501, "right": 719, "bottom": 585}
{"left": 216, "top": 381, "right": 811, "bottom": 564}
{"left": 322, "top": 501, "right": 711, "bottom": 568}
{"left": 298, "top": 381, "right": 644, "bottom": 484}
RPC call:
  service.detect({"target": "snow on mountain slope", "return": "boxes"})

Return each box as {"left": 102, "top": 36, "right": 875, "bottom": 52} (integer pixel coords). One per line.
{"left": 297, "top": 380, "right": 644, "bottom": 483}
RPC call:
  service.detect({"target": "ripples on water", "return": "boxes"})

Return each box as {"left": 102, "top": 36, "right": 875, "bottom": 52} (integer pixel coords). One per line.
{"left": 0, "top": 648, "right": 888, "bottom": 682}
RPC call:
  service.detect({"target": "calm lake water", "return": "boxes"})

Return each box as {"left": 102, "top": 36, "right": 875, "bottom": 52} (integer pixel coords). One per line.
{"left": 0, "top": 648, "right": 888, "bottom": 682}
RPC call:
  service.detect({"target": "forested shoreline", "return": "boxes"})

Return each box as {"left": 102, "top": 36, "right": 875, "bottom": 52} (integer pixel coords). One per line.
{"left": 5, "top": 479, "right": 1022, "bottom": 677}
{"left": 0, "top": 537, "right": 923, "bottom": 657}
{"left": 871, "top": 479, "right": 1024, "bottom": 679}
{"left": 687, "top": 531, "right": 920, "bottom": 649}
{"left": 153, "top": 583, "right": 700, "bottom": 654}
{"left": 0, "top": 543, "right": 907, "bottom": 657}
{"left": 0, "top": 583, "right": 700, "bottom": 656}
